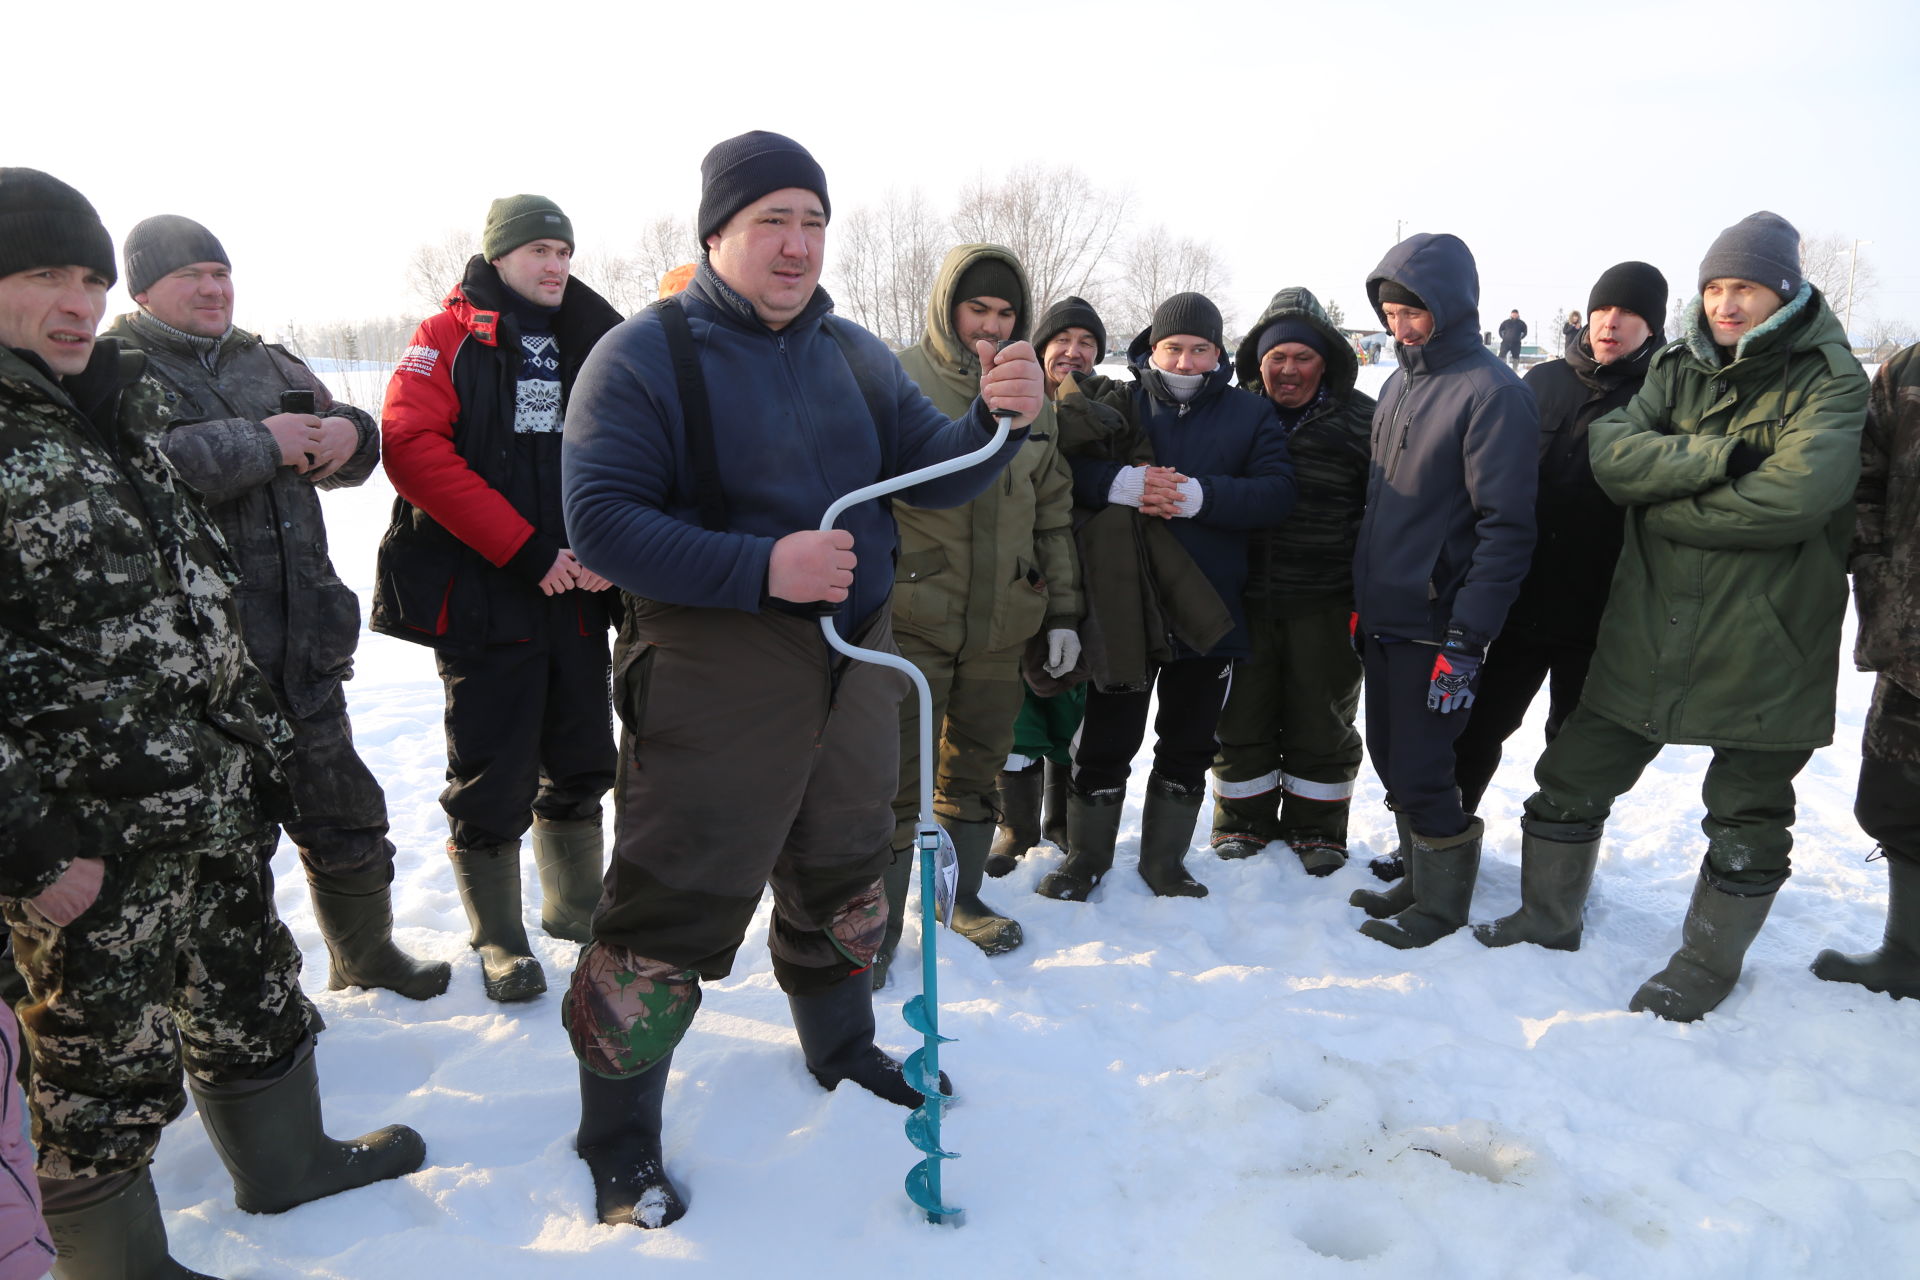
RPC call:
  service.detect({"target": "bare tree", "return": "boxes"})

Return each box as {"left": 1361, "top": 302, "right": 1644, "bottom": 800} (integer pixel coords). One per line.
{"left": 951, "top": 165, "right": 1130, "bottom": 318}
{"left": 406, "top": 230, "right": 479, "bottom": 312}
{"left": 1862, "top": 315, "right": 1918, "bottom": 362}
{"left": 828, "top": 187, "right": 947, "bottom": 350}
{"left": 285, "top": 315, "right": 417, "bottom": 410}
{"left": 578, "top": 215, "right": 696, "bottom": 317}
{"left": 1106, "top": 224, "right": 1234, "bottom": 343}
{"left": 1551, "top": 308, "right": 1568, "bottom": 356}
{"left": 1666, "top": 294, "right": 1695, "bottom": 345}
{"left": 1798, "top": 233, "right": 1877, "bottom": 328}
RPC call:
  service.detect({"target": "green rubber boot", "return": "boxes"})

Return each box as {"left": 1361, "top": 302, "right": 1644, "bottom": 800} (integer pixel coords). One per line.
{"left": 531, "top": 816, "right": 606, "bottom": 944}
{"left": 1473, "top": 818, "right": 1602, "bottom": 951}
{"left": 308, "top": 867, "right": 452, "bottom": 1000}
{"left": 939, "top": 819, "right": 1023, "bottom": 954}
{"left": 1137, "top": 774, "right": 1208, "bottom": 898}
{"left": 1359, "top": 818, "right": 1483, "bottom": 950}
{"left": 447, "top": 842, "right": 546, "bottom": 1002}
{"left": 1036, "top": 788, "right": 1123, "bottom": 902}
{"left": 1351, "top": 812, "right": 1416, "bottom": 919}
{"left": 1630, "top": 865, "right": 1778, "bottom": 1022}
{"left": 1811, "top": 849, "right": 1920, "bottom": 999}
{"left": 41, "top": 1167, "right": 217, "bottom": 1278}
{"left": 986, "top": 764, "right": 1042, "bottom": 879}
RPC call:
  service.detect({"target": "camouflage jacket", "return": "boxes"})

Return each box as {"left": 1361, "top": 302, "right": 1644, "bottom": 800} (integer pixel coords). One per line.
{"left": 103, "top": 312, "right": 378, "bottom": 719}
{"left": 0, "top": 341, "right": 290, "bottom": 897}
{"left": 1853, "top": 342, "right": 1920, "bottom": 695}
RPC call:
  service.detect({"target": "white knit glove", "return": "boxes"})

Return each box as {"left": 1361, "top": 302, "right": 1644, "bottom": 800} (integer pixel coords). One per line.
{"left": 1106, "top": 465, "right": 1148, "bottom": 508}
{"left": 1044, "top": 628, "right": 1082, "bottom": 677}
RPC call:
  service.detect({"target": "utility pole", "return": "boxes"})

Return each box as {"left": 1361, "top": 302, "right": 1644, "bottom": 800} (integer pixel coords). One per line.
{"left": 1845, "top": 238, "right": 1873, "bottom": 344}
{"left": 1395, "top": 219, "right": 1405, "bottom": 245}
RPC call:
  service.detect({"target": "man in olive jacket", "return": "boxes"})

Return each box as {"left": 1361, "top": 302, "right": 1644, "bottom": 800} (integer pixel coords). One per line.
{"left": 106, "top": 215, "right": 449, "bottom": 1002}
{"left": 1210, "top": 287, "right": 1373, "bottom": 875}
{"left": 1515, "top": 212, "right": 1868, "bottom": 1022}
{"left": 875, "top": 244, "right": 1082, "bottom": 983}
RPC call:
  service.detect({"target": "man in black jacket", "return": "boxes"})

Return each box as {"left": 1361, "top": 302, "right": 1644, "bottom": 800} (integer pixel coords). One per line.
{"left": 1349, "top": 234, "right": 1538, "bottom": 948}
{"left": 1498, "top": 309, "right": 1528, "bottom": 368}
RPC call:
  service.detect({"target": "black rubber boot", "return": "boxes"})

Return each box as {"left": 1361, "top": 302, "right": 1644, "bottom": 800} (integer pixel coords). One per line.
{"left": 576, "top": 1056, "right": 687, "bottom": 1229}
{"left": 1812, "top": 849, "right": 1920, "bottom": 999}
{"left": 1359, "top": 818, "right": 1483, "bottom": 950}
{"left": 447, "top": 842, "right": 546, "bottom": 1002}
{"left": 1473, "top": 818, "right": 1602, "bottom": 951}
{"left": 788, "top": 976, "right": 950, "bottom": 1108}
{"left": 1630, "top": 866, "right": 1778, "bottom": 1022}
{"left": 1351, "top": 813, "right": 1416, "bottom": 918}
{"left": 1210, "top": 832, "right": 1268, "bottom": 861}
{"left": 1036, "top": 788, "right": 1123, "bottom": 902}
{"left": 1137, "top": 774, "right": 1208, "bottom": 898}
{"left": 940, "top": 820, "right": 1023, "bottom": 954}
{"left": 1041, "top": 759, "right": 1072, "bottom": 853}
{"left": 986, "top": 764, "right": 1042, "bottom": 879}
{"left": 308, "top": 868, "right": 452, "bottom": 1001}
{"left": 531, "top": 816, "right": 605, "bottom": 944}
{"left": 41, "top": 1167, "right": 217, "bottom": 1279}
{"left": 190, "top": 1037, "right": 426, "bottom": 1215}
{"left": 871, "top": 847, "right": 913, "bottom": 991}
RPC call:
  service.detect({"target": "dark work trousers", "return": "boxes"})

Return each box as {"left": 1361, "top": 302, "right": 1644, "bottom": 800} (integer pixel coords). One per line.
{"left": 1527, "top": 704, "right": 1811, "bottom": 888}
{"left": 1857, "top": 675, "right": 1920, "bottom": 868}
{"left": 1073, "top": 656, "right": 1233, "bottom": 795}
{"left": 891, "top": 631, "right": 1027, "bottom": 845}
{"left": 1451, "top": 633, "right": 1594, "bottom": 816}
{"left": 1361, "top": 636, "right": 1474, "bottom": 839}
{"left": 594, "top": 604, "right": 907, "bottom": 992}
{"left": 434, "top": 592, "right": 614, "bottom": 850}
{"left": 278, "top": 681, "right": 395, "bottom": 879}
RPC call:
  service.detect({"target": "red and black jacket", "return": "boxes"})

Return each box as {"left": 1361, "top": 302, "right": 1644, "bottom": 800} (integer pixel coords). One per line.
{"left": 371, "top": 256, "right": 622, "bottom": 650}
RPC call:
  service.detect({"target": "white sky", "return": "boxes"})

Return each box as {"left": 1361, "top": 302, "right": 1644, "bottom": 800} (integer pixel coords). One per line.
{"left": 17, "top": 0, "right": 1916, "bottom": 347}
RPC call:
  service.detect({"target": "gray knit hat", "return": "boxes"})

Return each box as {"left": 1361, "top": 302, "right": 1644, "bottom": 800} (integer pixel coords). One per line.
{"left": 1698, "top": 211, "right": 1802, "bottom": 297}
{"left": 0, "top": 168, "right": 116, "bottom": 286}
{"left": 1150, "top": 292, "right": 1224, "bottom": 348}
{"left": 124, "top": 214, "right": 229, "bottom": 297}
{"left": 484, "top": 194, "right": 574, "bottom": 261}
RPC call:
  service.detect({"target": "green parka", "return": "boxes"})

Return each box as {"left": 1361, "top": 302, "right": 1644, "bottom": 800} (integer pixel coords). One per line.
{"left": 1583, "top": 284, "right": 1868, "bottom": 749}
{"left": 892, "top": 244, "right": 1081, "bottom": 659}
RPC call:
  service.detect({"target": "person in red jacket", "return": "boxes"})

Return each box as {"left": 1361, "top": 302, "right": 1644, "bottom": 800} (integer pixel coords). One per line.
{"left": 374, "top": 195, "right": 623, "bottom": 1002}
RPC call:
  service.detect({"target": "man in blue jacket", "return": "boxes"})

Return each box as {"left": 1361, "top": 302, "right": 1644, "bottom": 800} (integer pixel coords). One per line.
{"left": 1348, "top": 233, "right": 1539, "bottom": 949}
{"left": 559, "top": 131, "right": 1040, "bottom": 1230}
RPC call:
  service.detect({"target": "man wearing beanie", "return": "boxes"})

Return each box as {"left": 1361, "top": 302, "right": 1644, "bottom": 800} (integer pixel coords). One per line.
{"left": 1505, "top": 212, "right": 1866, "bottom": 1021}
{"left": 1042, "top": 291, "right": 1296, "bottom": 902}
{"left": 1454, "top": 261, "right": 1668, "bottom": 951}
{"left": 105, "top": 215, "right": 450, "bottom": 1004}
{"left": 985, "top": 294, "right": 1108, "bottom": 880}
{"left": 1348, "top": 233, "right": 1537, "bottom": 948}
{"left": 0, "top": 168, "right": 424, "bottom": 1276}
{"left": 1209, "top": 287, "right": 1374, "bottom": 877}
{"left": 374, "top": 194, "right": 623, "bottom": 1003}
{"left": 559, "top": 131, "right": 1040, "bottom": 1228}
{"left": 869, "top": 243, "right": 1083, "bottom": 983}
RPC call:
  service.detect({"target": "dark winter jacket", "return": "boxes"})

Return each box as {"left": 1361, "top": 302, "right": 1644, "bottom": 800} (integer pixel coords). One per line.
{"left": 1584, "top": 284, "right": 1866, "bottom": 749}
{"left": 104, "top": 312, "right": 378, "bottom": 718}
{"left": 1498, "top": 315, "right": 1527, "bottom": 355}
{"left": 561, "top": 263, "right": 1027, "bottom": 640}
{"left": 373, "top": 257, "right": 622, "bottom": 652}
{"left": 1354, "top": 233, "right": 1539, "bottom": 647}
{"left": 1234, "top": 288, "right": 1375, "bottom": 613}
{"left": 1854, "top": 342, "right": 1920, "bottom": 696}
{"left": 1501, "top": 330, "right": 1658, "bottom": 648}
{"left": 1064, "top": 337, "right": 1295, "bottom": 659}
{"left": 0, "top": 342, "right": 289, "bottom": 897}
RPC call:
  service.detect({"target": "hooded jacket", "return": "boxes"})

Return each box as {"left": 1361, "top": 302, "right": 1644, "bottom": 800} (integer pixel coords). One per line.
{"left": 1352, "top": 232, "right": 1538, "bottom": 647}
{"left": 1064, "top": 332, "right": 1296, "bottom": 659}
{"left": 891, "top": 244, "right": 1081, "bottom": 658}
{"left": 1854, "top": 342, "right": 1920, "bottom": 696}
{"left": 104, "top": 313, "right": 378, "bottom": 718}
{"left": 1234, "top": 287, "right": 1374, "bottom": 611}
{"left": 1583, "top": 284, "right": 1866, "bottom": 749}
{"left": 1500, "top": 329, "right": 1658, "bottom": 649}
{"left": 372, "top": 256, "right": 622, "bottom": 651}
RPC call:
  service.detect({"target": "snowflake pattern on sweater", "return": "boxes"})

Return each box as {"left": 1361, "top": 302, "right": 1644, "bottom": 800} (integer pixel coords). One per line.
{"left": 514, "top": 333, "right": 562, "bottom": 432}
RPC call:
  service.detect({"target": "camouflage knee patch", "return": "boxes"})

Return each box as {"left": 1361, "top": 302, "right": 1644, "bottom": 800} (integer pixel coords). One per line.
{"left": 563, "top": 942, "right": 700, "bottom": 1079}
{"left": 825, "top": 878, "right": 888, "bottom": 970}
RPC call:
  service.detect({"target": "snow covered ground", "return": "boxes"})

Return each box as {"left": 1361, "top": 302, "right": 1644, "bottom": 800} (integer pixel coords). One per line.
{"left": 151, "top": 363, "right": 1920, "bottom": 1278}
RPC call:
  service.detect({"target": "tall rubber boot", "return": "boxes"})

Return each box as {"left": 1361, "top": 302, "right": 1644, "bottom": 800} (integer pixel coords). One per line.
{"left": 1359, "top": 818, "right": 1483, "bottom": 950}
{"left": 1041, "top": 759, "right": 1072, "bottom": 853}
{"left": 41, "top": 1167, "right": 216, "bottom": 1279}
{"left": 189, "top": 1036, "right": 426, "bottom": 1215}
{"left": 1137, "top": 775, "right": 1208, "bottom": 898}
{"left": 788, "top": 975, "right": 950, "bottom": 1108}
{"left": 940, "top": 820, "right": 1024, "bottom": 954}
{"left": 1812, "top": 850, "right": 1920, "bottom": 999}
{"left": 1473, "top": 818, "right": 1602, "bottom": 951}
{"left": 871, "top": 847, "right": 913, "bottom": 991}
{"left": 1035, "top": 788, "right": 1123, "bottom": 902}
{"left": 1629, "top": 866, "right": 1778, "bottom": 1022}
{"left": 531, "top": 816, "right": 605, "bottom": 944}
{"left": 986, "top": 764, "right": 1042, "bottom": 879}
{"left": 308, "top": 867, "right": 452, "bottom": 1000}
{"left": 1351, "top": 812, "right": 1417, "bottom": 919}
{"left": 576, "top": 1055, "right": 686, "bottom": 1229}
{"left": 447, "top": 842, "right": 546, "bottom": 1002}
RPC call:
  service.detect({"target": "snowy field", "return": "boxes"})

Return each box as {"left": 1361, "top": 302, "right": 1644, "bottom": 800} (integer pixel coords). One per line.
{"left": 149, "top": 362, "right": 1920, "bottom": 1278}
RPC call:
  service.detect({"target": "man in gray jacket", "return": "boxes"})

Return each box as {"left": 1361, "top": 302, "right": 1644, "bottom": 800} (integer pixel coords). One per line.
{"left": 1349, "top": 233, "right": 1538, "bottom": 949}
{"left": 108, "top": 215, "right": 450, "bottom": 1000}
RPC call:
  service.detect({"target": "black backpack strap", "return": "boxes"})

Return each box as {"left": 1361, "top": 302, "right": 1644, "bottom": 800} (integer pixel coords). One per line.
{"left": 822, "top": 315, "right": 897, "bottom": 477}
{"left": 650, "top": 297, "right": 728, "bottom": 532}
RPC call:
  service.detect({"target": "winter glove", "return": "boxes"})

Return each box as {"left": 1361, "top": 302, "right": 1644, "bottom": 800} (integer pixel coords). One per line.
{"left": 1043, "top": 628, "right": 1082, "bottom": 678}
{"left": 1349, "top": 611, "right": 1363, "bottom": 657}
{"left": 1168, "top": 475, "right": 1204, "bottom": 518}
{"left": 1726, "top": 440, "right": 1767, "bottom": 479}
{"left": 1426, "top": 630, "right": 1484, "bottom": 714}
{"left": 1107, "top": 465, "right": 1148, "bottom": 508}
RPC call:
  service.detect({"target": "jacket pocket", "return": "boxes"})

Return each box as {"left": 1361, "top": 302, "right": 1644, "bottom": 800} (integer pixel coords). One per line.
{"left": 304, "top": 577, "right": 362, "bottom": 685}
{"left": 1747, "top": 591, "right": 1806, "bottom": 668}
{"left": 988, "top": 559, "right": 1050, "bottom": 653}
{"left": 612, "top": 638, "right": 657, "bottom": 738}
{"left": 892, "top": 546, "right": 951, "bottom": 639}
{"left": 373, "top": 524, "right": 461, "bottom": 641}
